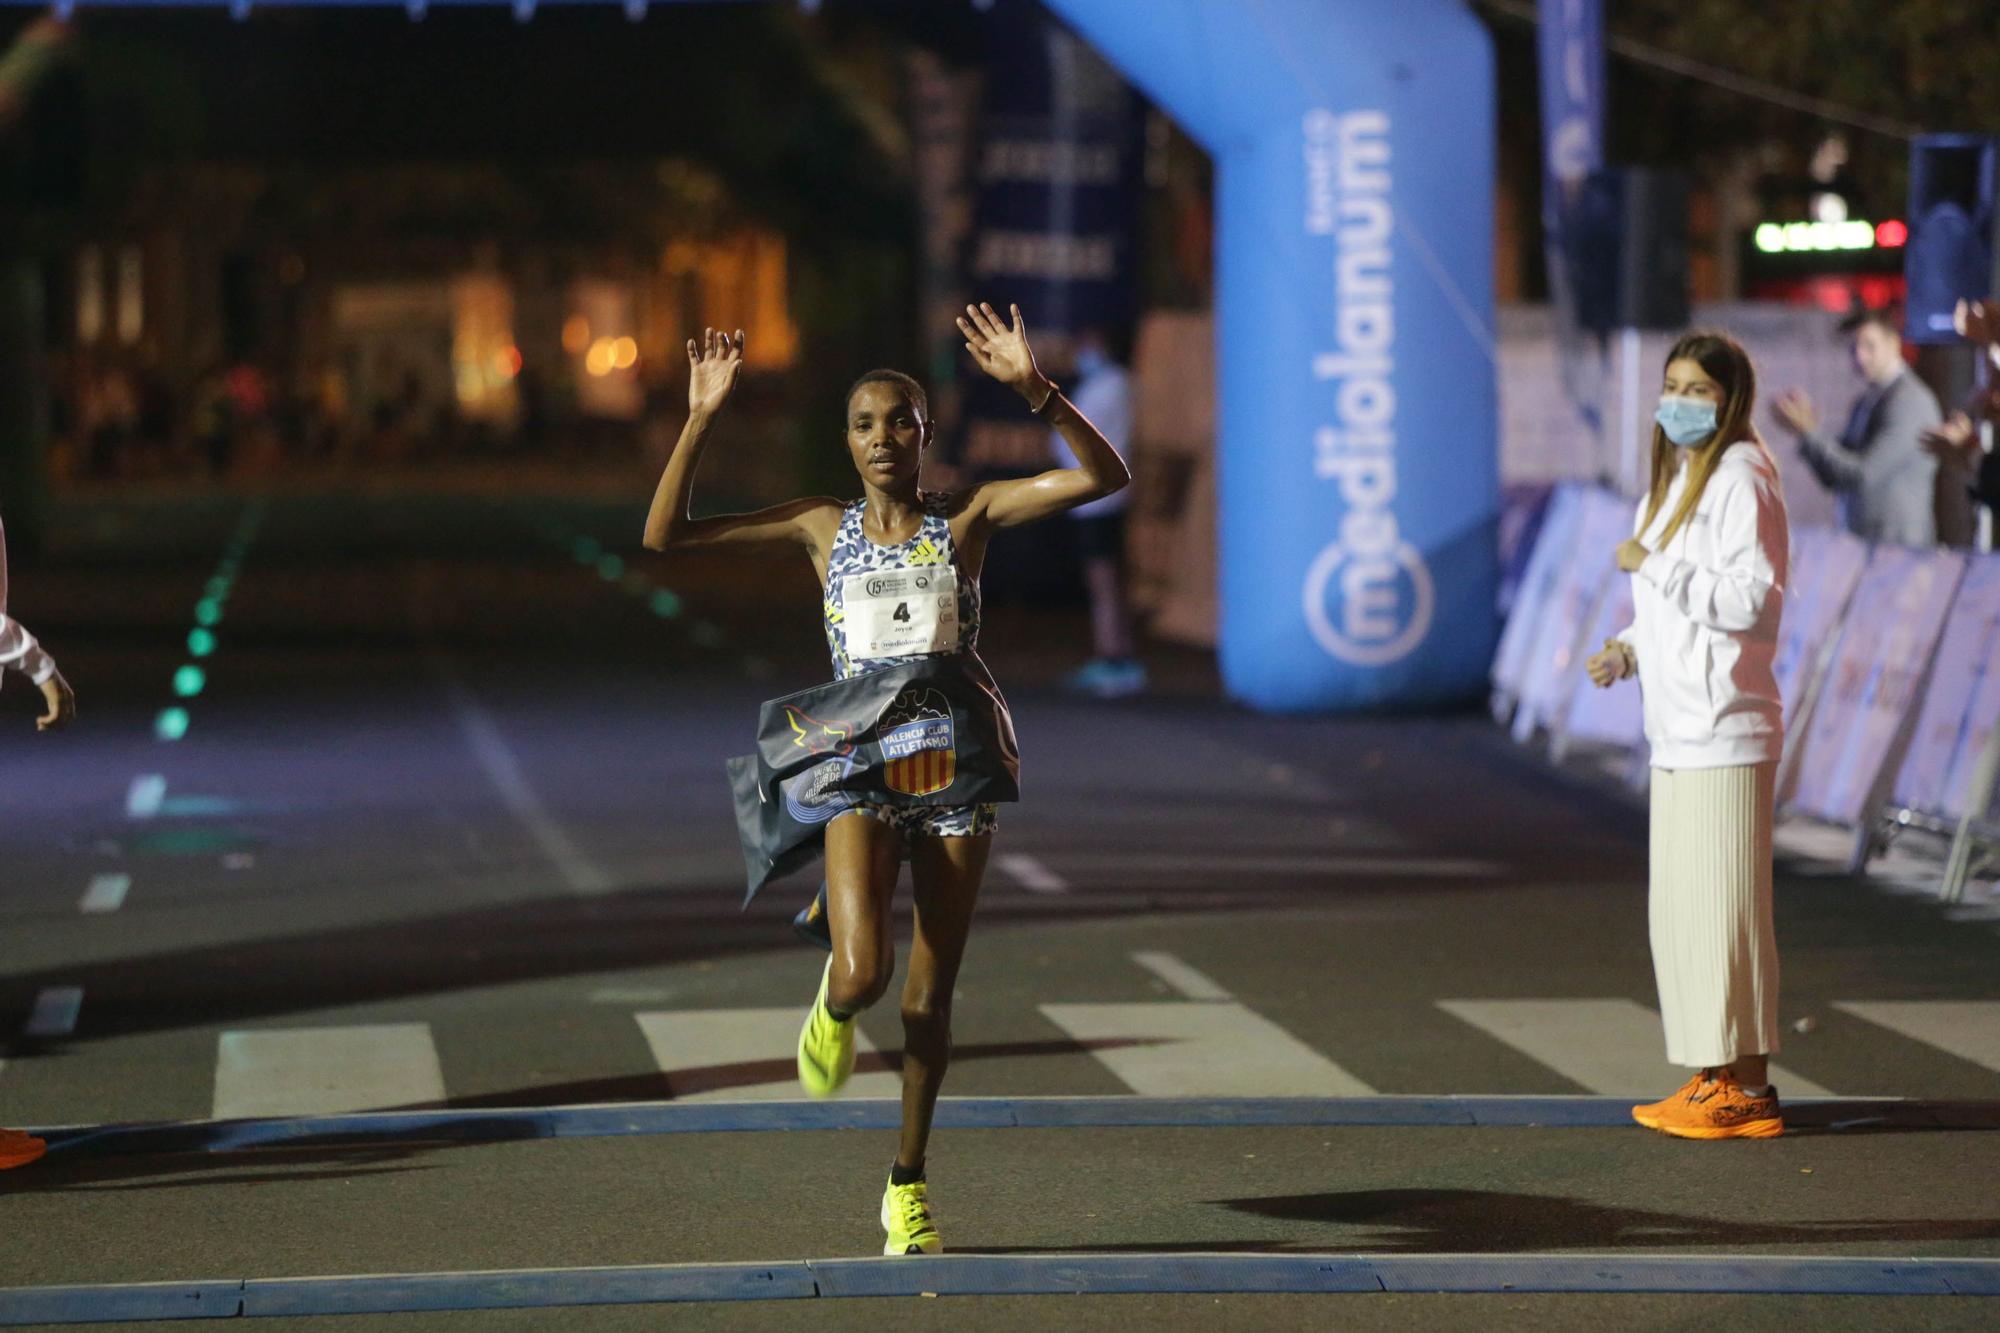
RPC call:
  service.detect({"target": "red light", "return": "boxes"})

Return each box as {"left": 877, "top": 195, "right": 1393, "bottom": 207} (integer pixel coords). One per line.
{"left": 1876, "top": 219, "right": 1908, "bottom": 248}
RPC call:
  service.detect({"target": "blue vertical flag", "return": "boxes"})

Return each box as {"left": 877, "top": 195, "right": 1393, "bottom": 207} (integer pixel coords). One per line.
{"left": 1538, "top": 0, "right": 1604, "bottom": 277}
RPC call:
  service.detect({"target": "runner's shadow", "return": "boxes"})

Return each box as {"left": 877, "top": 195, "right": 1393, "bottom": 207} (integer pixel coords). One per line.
{"left": 1216, "top": 1188, "right": 2000, "bottom": 1252}
{"left": 1, "top": 1144, "right": 443, "bottom": 1196}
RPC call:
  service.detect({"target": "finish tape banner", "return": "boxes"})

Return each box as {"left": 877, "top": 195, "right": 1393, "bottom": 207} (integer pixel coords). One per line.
{"left": 1049, "top": 0, "right": 1498, "bottom": 712}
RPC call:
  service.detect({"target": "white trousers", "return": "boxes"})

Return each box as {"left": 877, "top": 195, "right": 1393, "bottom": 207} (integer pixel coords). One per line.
{"left": 1648, "top": 762, "right": 1781, "bottom": 1068}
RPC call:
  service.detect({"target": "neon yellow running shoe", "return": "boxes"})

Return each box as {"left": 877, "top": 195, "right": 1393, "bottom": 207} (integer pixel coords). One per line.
{"left": 796, "top": 958, "right": 855, "bottom": 1098}
{"left": 881, "top": 1176, "right": 943, "bottom": 1255}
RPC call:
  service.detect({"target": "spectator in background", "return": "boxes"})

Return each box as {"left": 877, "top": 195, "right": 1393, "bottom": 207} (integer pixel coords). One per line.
{"left": 1920, "top": 298, "right": 2000, "bottom": 517}
{"left": 1770, "top": 308, "right": 1941, "bottom": 547}
{"left": 1050, "top": 325, "right": 1144, "bottom": 698}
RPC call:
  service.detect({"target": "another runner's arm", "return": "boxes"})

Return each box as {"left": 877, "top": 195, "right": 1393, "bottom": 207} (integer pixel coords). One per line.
{"left": 954, "top": 302, "right": 1130, "bottom": 530}
{"left": 642, "top": 328, "right": 835, "bottom": 554}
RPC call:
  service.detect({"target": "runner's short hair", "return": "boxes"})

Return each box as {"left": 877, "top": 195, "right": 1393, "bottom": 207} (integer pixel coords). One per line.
{"left": 846, "top": 369, "right": 928, "bottom": 422}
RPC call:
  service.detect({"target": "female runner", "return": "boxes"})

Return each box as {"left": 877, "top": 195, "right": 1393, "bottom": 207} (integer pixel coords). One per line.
{"left": 642, "top": 303, "right": 1129, "bottom": 1252}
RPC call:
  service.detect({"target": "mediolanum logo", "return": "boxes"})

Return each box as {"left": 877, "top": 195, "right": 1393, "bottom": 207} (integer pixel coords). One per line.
{"left": 1300, "top": 106, "right": 1434, "bottom": 667}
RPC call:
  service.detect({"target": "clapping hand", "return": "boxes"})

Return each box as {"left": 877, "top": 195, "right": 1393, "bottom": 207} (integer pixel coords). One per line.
{"left": 1922, "top": 412, "right": 1982, "bottom": 469}
{"left": 1955, "top": 298, "right": 2000, "bottom": 348}
{"left": 35, "top": 670, "right": 75, "bottom": 732}
{"left": 1771, "top": 388, "right": 1818, "bottom": 437}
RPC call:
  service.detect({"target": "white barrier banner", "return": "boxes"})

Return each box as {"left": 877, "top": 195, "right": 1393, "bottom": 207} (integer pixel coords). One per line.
{"left": 1772, "top": 526, "right": 1869, "bottom": 732}
{"left": 1925, "top": 555, "right": 2000, "bottom": 822}
{"left": 1791, "top": 547, "right": 1966, "bottom": 826}
{"left": 1560, "top": 564, "right": 1644, "bottom": 749}
{"left": 1491, "top": 484, "right": 1581, "bottom": 704}
{"left": 1513, "top": 488, "right": 1633, "bottom": 741}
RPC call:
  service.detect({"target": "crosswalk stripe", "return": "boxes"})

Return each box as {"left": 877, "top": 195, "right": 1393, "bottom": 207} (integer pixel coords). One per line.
{"left": 634, "top": 1009, "right": 901, "bottom": 1102}
{"left": 1834, "top": 1001, "right": 2000, "bottom": 1075}
{"left": 125, "top": 775, "right": 167, "bottom": 820}
{"left": 79, "top": 873, "right": 131, "bottom": 915}
{"left": 23, "top": 987, "right": 84, "bottom": 1039}
{"left": 1437, "top": 999, "right": 1837, "bottom": 1097}
{"left": 1040, "top": 1001, "right": 1377, "bottom": 1096}
{"left": 213, "top": 1024, "right": 447, "bottom": 1120}
{"left": 996, "top": 854, "right": 1067, "bottom": 894}
{"left": 1130, "top": 951, "right": 1232, "bottom": 1001}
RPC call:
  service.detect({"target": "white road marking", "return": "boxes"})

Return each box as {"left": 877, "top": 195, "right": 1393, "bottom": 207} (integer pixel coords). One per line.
{"left": 996, "top": 854, "right": 1067, "bottom": 894}
{"left": 1040, "top": 1001, "right": 1377, "bottom": 1096}
{"left": 23, "top": 987, "right": 84, "bottom": 1038}
{"left": 1437, "top": 999, "right": 1837, "bottom": 1097}
{"left": 1130, "top": 951, "right": 1232, "bottom": 1001}
{"left": 125, "top": 775, "right": 167, "bottom": 820}
{"left": 79, "top": 873, "right": 132, "bottom": 915}
{"left": 213, "top": 1024, "right": 448, "bottom": 1120}
{"left": 1835, "top": 1001, "right": 2000, "bottom": 1075}
{"left": 634, "top": 1009, "right": 901, "bottom": 1102}
{"left": 431, "top": 661, "right": 613, "bottom": 896}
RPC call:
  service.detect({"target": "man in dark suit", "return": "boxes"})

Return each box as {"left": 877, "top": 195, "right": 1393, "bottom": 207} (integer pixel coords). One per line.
{"left": 1772, "top": 309, "right": 1943, "bottom": 547}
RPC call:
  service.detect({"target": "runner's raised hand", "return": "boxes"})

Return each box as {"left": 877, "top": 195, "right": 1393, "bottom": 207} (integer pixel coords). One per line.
{"left": 688, "top": 327, "right": 747, "bottom": 416}
{"left": 957, "top": 303, "right": 1047, "bottom": 401}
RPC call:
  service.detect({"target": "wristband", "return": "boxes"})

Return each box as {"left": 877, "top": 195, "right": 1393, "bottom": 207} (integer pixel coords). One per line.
{"left": 1031, "top": 381, "right": 1063, "bottom": 419}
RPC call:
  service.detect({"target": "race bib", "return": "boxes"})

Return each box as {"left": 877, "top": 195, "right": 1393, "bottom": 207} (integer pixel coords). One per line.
{"left": 840, "top": 567, "right": 959, "bottom": 660}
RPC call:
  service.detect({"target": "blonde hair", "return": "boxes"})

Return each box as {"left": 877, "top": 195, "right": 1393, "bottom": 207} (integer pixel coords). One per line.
{"left": 1640, "top": 330, "right": 1767, "bottom": 548}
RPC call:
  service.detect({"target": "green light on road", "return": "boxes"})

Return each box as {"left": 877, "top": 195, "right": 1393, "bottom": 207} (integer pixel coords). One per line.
{"left": 195, "top": 599, "right": 222, "bottom": 627}
{"left": 188, "top": 628, "right": 217, "bottom": 657}
{"left": 650, "top": 589, "right": 682, "bottom": 618}
{"left": 173, "top": 665, "right": 206, "bottom": 698}
{"left": 155, "top": 707, "right": 190, "bottom": 741}
{"left": 597, "top": 554, "right": 625, "bottom": 581}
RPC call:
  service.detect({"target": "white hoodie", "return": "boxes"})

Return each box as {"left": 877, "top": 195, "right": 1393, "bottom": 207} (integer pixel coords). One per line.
{"left": 0, "top": 517, "right": 58, "bottom": 687}
{"left": 1616, "top": 440, "right": 1789, "bottom": 770}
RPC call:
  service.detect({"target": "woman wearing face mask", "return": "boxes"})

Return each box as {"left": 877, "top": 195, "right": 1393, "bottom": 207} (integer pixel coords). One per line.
{"left": 1582, "top": 331, "right": 1791, "bottom": 1140}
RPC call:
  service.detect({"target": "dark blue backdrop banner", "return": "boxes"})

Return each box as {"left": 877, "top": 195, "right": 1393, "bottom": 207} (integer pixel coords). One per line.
{"left": 952, "top": 0, "right": 1142, "bottom": 603}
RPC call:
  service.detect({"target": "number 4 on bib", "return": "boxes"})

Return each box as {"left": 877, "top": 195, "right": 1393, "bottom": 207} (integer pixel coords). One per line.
{"left": 840, "top": 570, "right": 958, "bottom": 660}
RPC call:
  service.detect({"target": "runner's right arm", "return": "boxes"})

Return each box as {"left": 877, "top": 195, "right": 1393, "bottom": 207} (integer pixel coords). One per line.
{"left": 641, "top": 328, "right": 839, "bottom": 557}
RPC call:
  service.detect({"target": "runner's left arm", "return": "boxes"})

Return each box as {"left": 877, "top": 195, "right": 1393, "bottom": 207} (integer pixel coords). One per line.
{"left": 954, "top": 302, "right": 1130, "bottom": 530}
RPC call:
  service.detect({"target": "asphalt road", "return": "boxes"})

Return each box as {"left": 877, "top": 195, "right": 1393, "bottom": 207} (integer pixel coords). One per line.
{"left": 2, "top": 488, "right": 1996, "bottom": 1330}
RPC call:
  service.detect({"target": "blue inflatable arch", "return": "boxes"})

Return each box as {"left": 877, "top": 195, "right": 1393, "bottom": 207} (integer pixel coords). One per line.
{"left": 1045, "top": 0, "right": 1498, "bottom": 713}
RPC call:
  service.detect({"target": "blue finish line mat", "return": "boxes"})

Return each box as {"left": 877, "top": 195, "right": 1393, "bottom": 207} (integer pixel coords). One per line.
{"left": 3, "top": 1253, "right": 1998, "bottom": 1323}
{"left": 29, "top": 1094, "right": 2000, "bottom": 1159}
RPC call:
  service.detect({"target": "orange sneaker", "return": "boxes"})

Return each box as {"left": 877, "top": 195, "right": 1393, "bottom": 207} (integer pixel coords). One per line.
{"left": 0, "top": 1128, "right": 47, "bottom": 1171}
{"left": 1633, "top": 1070, "right": 1783, "bottom": 1140}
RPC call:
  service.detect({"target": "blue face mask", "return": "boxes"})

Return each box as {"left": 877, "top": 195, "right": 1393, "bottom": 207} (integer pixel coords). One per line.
{"left": 1655, "top": 395, "right": 1719, "bottom": 448}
